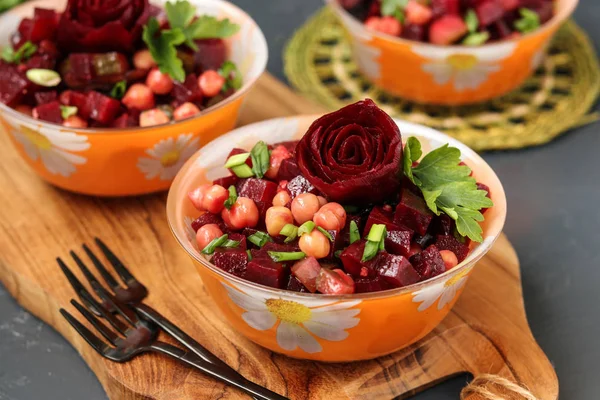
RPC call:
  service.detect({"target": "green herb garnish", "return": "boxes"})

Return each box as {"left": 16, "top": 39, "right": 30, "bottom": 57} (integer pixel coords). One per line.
{"left": 246, "top": 249, "right": 252, "bottom": 260}
{"left": 515, "top": 8, "right": 540, "bottom": 34}
{"left": 298, "top": 221, "right": 316, "bottom": 236}
{"left": 250, "top": 141, "right": 270, "bottom": 179}
{"left": 224, "top": 152, "right": 251, "bottom": 168}
{"left": 268, "top": 251, "right": 306, "bottom": 263}
{"left": 381, "top": 0, "right": 409, "bottom": 18}
{"left": 316, "top": 227, "right": 333, "bottom": 242}
{"left": 403, "top": 137, "right": 493, "bottom": 242}
{"left": 142, "top": 17, "right": 186, "bottom": 82}
{"left": 223, "top": 185, "right": 237, "bottom": 210}
{"left": 349, "top": 220, "right": 360, "bottom": 244}
{"left": 201, "top": 234, "right": 229, "bottom": 255}
{"left": 110, "top": 80, "right": 127, "bottom": 99}
{"left": 26, "top": 69, "right": 61, "bottom": 87}
{"left": 462, "top": 31, "right": 490, "bottom": 46}
{"left": 362, "top": 224, "right": 387, "bottom": 262}
{"left": 465, "top": 9, "right": 479, "bottom": 33}
{"left": 334, "top": 250, "right": 343, "bottom": 258}
{"left": 60, "top": 106, "right": 78, "bottom": 120}
{"left": 280, "top": 224, "right": 298, "bottom": 243}
{"left": 221, "top": 239, "right": 241, "bottom": 249}
{"left": 1, "top": 41, "right": 37, "bottom": 64}
{"left": 219, "top": 61, "right": 243, "bottom": 91}
{"left": 231, "top": 163, "right": 254, "bottom": 178}
{"left": 247, "top": 231, "right": 272, "bottom": 247}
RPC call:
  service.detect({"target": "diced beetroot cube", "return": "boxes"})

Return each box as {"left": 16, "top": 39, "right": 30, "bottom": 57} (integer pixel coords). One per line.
{"left": 272, "top": 141, "right": 298, "bottom": 155}
{"left": 435, "top": 235, "right": 470, "bottom": 262}
{"left": 277, "top": 157, "right": 302, "bottom": 181}
{"left": 32, "top": 101, "right": 62, "bottom": 124}
{"left": 194, "top": 39, "right": 227, "bottom": 72}
{"left": 236, "top": 178, "right": 278, "bottom": 219}
{"left": 287, "top": 175, "right": 319, "bottom": 199}
{"left": 476, "top": 182, "right": 492, "bottom": 214}
{"left": 500, "top": 0, "right": 519, "bottom": 10}
{"left": 429, "top": 15, "right": 468, "bottom": 45}
{"left": 413, "top": 232, "right": 435, "bottom": 248}
{"left": 211, "top": 248, "right": 248, "bottom": 278}
{"left": 410, "top": 245, "right": 446, "bottom": 280}
{"left": 86, "top": 91, "right": 121, "bottom": 124}
{"left": 286, "top": 276, "right": 309, "bottom": 292}
{"left": 227, "top": 233, "right": 247, "bottom": 251}
{"left": 25, "top": 54, "right": 56, "bottom": 70}
{"left": 491, "top": 20, "right": 512, "bottom": 39}
{"left": 354, "top": 276, "right": 391, "bottom": 293}
{"left": 291, "top": 257, "right": 321, "bottom": 292}
{"left": 324, "top": 229, "right": 345, "bottom": 259}
{"left": 245, "top": 257, "right": 287, "bottom": 289}
{"left": 340, "top": 214, "right": 365, "bottom": 246}
{"left": 431, "top": 0, "right": 460, "bottom": 18}
{"left": 431, "top": 214, "right": 455, "bottom": 236}
{"left": 476, "top": 0, "right": 505, "bottom": 26}
{"left": 251, "top": 241, "right": 300, "bottom": 259}
{"left": 363, "top": 206, "right": 403, "bottom": 236}
{"left": 385, "top": 230, "right": 413, "bottom": 257}
{"left": 16, "top": 19, "right": 33, "bottom": 46}
{"left": 34, "top": 91, "right": 57, "bottom": 106}
{"left": 66, "top": 91, "right": 91, "bottom": 119}
{"left": 172, "top": 73, "right": 203, "bottom": 107}
{"left": 0, "top": 64, "right": 29, "bottom": 106}
{"left": 110, "top": 113, "right": 138, "bottom": 128}
{"left": 340, "top": 241, "right": 378, "bottom": 278}
{"left": 402, "top": 23, "right": 428, "bottom": 42}
{"left": 534, "top": 2, "right": 554, "bottom": 23}
{"left": 316, "top": 268, "right": 355, "bottom": 294}
{"left": 375, "top": 252, "right": 421, "bottom": 288}
{"left": 191, "top": 212, "right": 227, "bottom": 232}
{"left": 394, "top": 190, "right": 434, "bottom": 236}
{"left": 68, "top": 53, "right": 94, "bottom": 82}
{"left": 30, "top": 8, "right": 58, "bottom": 43}
{"left": 213, "top": 175, "right": 239, "bottom": 188}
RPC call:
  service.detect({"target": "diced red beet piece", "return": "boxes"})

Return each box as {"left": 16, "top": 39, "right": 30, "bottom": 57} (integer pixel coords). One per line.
{"left": 277, "top": 157, "right": 302, "bottom": 181}
{"left": 16, "top": 19, "right": 33, "bottom": 47}
{"left": 431, "top": 214, "right": 455, "bottom": 236}
{"left": 500, "top": 0, "right": 519, "bottom": 10}
{"left": 172, "top": 73, "right": 203, "bottom": 107}
{"left": 32, "top": 101, "right": 62, "bottom": 124}
{"left": 413, "top": 232, "right": 435, "bottom": 248}
{"left": 363, "top": 206, "right": 403, "bottom": 236}
{"left": 34, "top": 91, "right": 57, "bottom": 106}
{"left": 236, "top": 178, "right": 278, "bottom": 219}
{"left": 211, "top": 248, "right": 248, "bottom": 278}
{"left": 213, "top": 175, "right": 239, "bottom": 188}
{"left": 491, "top": 20, "right": 512, "bottom": 40}
{"left": 227, "top": 233, "right": 247, "bottom": 251}
{"left": 0, "top": 65, "right": 29, "bottom": 106}
{"left": 476, "top": 182, "right": 492, "bottom": 213}
{"left": 287, "top": 175, "right": 319, "bottom": 199}
{"left": 385, "top": 230, "right": 413, "bottom": 257}
{"left": 30, "top": 8, "right": 58, "bottom": 43}
{"left": 65, "top": 91, "right": 91, "bottom": 119}
{"left": 402, "top": 23, "right": 428, "bottom": 42}
{"left": 435, "top": 235, "right": 470, "bottom": 262}
{"left": 316, "top": 268, "right": 355, "bottom": 294}
{"left": 191, "top": 212, "right": 228, "bottom": 233}
{"left": 429, "top": 15, "right": 468, "bottom": 45}
{"left": 194, "top": 39, "right": 227, "bottom": 72}
{"left": 375, "top": 252, "right": 421, "bottom": 288}
{"left": 340, "top": 214, "right": 365, "bottom": 246}
{"left": 25, "top": 54, "right": 56, "bottom": 70}
{"left": 394, "top": 190, "right": 434, "bottom": 236}
{"left": 431, "top": 0, "right": 460, "bottom": 18}
{"left": 272, "top": 141, "right": 298, "bottom": 154}
{"left": 286, "top": 276, "right": 310, "bottom": 292}
{"left": 476, "top": 0, "right": 505, "bottom": 26}
{"left": 354, "top": 276, "right": 391, "bottom": 293}
{"left": 325, "top": 229, "right": 345, "bottom": 259}
{"left": 291, "top": 257, "right": 321, "bottom": 292}
{"left": 340, "top": 241, "right": 378, "bottom": 278}
{"left": 251, "top": 241, "right": 301, "bottom": 259}
{"left": 111, "top": 113, "right": 139, "bottom": 128}
{"left": 86, "top": 91, "right": 121, "bottom": 124}
{"left": 410, "top": 245, "right": 446, "bottom": 280}
{"left": 245, "top": 257, "right": 288, "bottom": 289}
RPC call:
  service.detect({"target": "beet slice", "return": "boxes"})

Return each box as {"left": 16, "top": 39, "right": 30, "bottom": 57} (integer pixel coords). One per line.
{"left": 30, "top": 8, "right": 59, "bottom": 43}
{"left": 211, "top": 248, "right": 248, "bottom": 278}
{"left": 340, "top": 241, "right": 378, "bottom": 278}
{"left": 34, "top": 91, "right": 57, "bottom": 106}
{"left": 86, "top": 91, "right": 121, "bottom": 124}
{"left": 385, "top": 230, "right": 413, "bottom": 257}
{"left": 191, "top": 212, "right": 227, "bottom": 233}
{"left": 286, "top": 175, "right": 319, "bottom": 199}
{"left": 435, "top": 235, "right": 470, "bottom": 262}
{"left": 375, "top": 252, "right": 420, "bottom": 288}
{"left": 32, "top": 101, "right": 62, "bottom": 124}
{"left": 65, "top": 91, "right": 91, "bottom": 119}
{"left": 316, "top": 268, "right": 355, "bottom": 294}
{"left": 227, "top": 233, "right": 247, "bottom": 251}
{"left": 277, "top": 157, "right": 302, "bottom": 181}
{"left": 193, "top": 39, "right": 227, "bottom": 72}
{"left": 410, "top": 245, "right": 446, "bottom": 280}
{"left": 291, "top": 257, "right": 321, "bottom": 292}
{"left": 213, "top": 175, "right": 239, "bottom": 188}
{"left": 363, "top": 206, "right": 403, "bottom": 236}
{"left": 0, "top": 65, "right": 30, "bottom": 106}
{"left": 394, "top": 189, "right": 434, "bottom": 236}
{"left": 286, "top": 276, "right": 310, "bottom": 292}
{"left": 172, "top": 73, "right": 203, "bottom": 107}
{"left": 354, "top": 276, "right": 391, "bottom": 293}
{"left": 245, "top": 257, "right": 288, "bottom": 289}
{"left": 236, "top": 178, "right": 278, "bottom": 220}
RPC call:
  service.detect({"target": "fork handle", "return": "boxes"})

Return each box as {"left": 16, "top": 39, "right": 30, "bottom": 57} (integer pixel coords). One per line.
{"left": 149, "top": 342, "right": 288, "bottom": 400}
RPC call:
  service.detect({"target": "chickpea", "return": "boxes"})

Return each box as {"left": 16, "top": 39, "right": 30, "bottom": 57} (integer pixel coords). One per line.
{"left": 203, "top": 184, "right": 228, "bottom": 214}
{"left": 123, "top": 83, "right": 155, "bottom": 111}
{"left": 272, "top": 191, "right": 291, "bottom": 207}
{"left": 221, "top": 197, "right": 259, "bottom": 230}
{"left": 133, "top": 49, "right": 156, "bottom": 70}
{"left": 264, "top": 145, "right": 291, "bottom": 179}
{"left": 198, "top": 70, "right": 225, "bottom": 97}
{"left": 139, "top": 108, "right": 170, "bottom": 127}
{"left": 196, "top": 224, "right": 224, "bottom": 251}
{"left": 63, "top": 115, "right": 88, "bottom": 128}
{"left": 299, "top": 230, "right": 330, "bottom": 259}
{"left": 313, "top": 202, "right": 346, "bottom": 231}
{"left": 265, "top": 206, "right": 294, "bottom": 236}
{"left": 291, "top": 193, "right": 321, "bottom": 225}
{"left": 173, "top": 102, "right": 201, "bottom": 121}
{"left": 317, "top": 196, "right": 328, "bottom": 207}
{"left": 146, "top": 68, "right": 174, "bottom": 95}
{"left": 439, "top": 250, "right": 458, "bottom": 271}
{"left": 188, "top": 184, "right": 211, "bottom": 211}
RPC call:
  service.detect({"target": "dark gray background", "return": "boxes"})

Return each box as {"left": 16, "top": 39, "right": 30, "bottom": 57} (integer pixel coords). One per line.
{"left": 1, "top": 1, "right": 599, "bottom": 399}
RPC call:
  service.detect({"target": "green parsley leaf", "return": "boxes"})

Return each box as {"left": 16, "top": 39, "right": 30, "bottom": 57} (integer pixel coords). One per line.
{"left": 110, "top": 80, "right": 127, "bottom": 99}
{"left": 394, "top": 8, "right": 405, "bottom": 23}
{"left": 463, "top": 31, "right": 490, "bottom": 46}
{"left": 188, "top": 15, "right": 240, "bottom": 40}
{"left": 404, "top": 138, "right": 493, "bottom": 242}
{"left": 223, "top": 185, "right": 237, "bottom": 210}
{"left": 465, "top": 9, "right": 479, "bottom": 33}
{"left": 250, "top": 141, "right": 270, "bottom": 179}
{"left": 219, "top": 61, "right": 243, "bottom": 91}
{"left": 0, "top": 0, "right": 24, "bottom": 13}
{"left": 142, "top": 17, "right": 187, "bottom": 82}
{"left": 381, "top": 0, "right": 409, "bottom": 16}
{"left": 60, "top": 106, "right": 78, "bottom": 120}
{"left": 515, "top": 8, "right": 540, "bottom": 34}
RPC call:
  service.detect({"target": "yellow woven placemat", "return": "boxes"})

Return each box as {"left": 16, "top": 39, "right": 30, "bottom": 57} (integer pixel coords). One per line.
{"left": 284, "top": 8, "right": 600, "bottom": 151}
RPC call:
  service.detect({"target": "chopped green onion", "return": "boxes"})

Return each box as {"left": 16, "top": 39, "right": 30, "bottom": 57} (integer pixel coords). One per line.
{"left": 362, "top": 224, "right": 387, "bottom": 261}
{"left": 223, "top": 185, "right": 237, "bottom": 210}
{"left": 224, "top": 152, "right": 251, "bottom": 168}
{"left": 222, "top": 239, "right": 240, "bottom": 249}
{"left": 60, "top": 106, "right": 78, "bottom": 120}
{"left": 462, "top": 31, "right": 490, "bottom": 46}
{"left": 201, "top": 234, "right": 229, "bottom": 255}
{"left": 230, "top": 163, "right": 254, "bottom": 178}
{"left": 316, "top": 227, "right": 333, "bottom": 241}
{"left": 349, "top": 220, "right": 360, "bottom": 244}
{"left": 465, "top": 9, "right": 479, "bottom": 33}
{"left": 280, "top": 224, "right": 298, "bottom": 243}
{"left": 1, "top": 41, "right": 37, "bottom": 64}
{"left": 247, "top": 231, "right": 272, "bottom": 247}
{"left": 110, "top": 80, "right": 127, "bottom": 99}
{"left": 26, "top": 69, "right": 61, "bottom": 87}
{"left": 362, "top": 240, "right": 380, "bottom": 262}
{"left": 334, "top": 250, "right": 343, "bottom": 258}
{"left": 268, "top": 251, "right": 306, "bottom": 263}
{"left": 515, "top": 8, "right": 540, "bottom": 34}
{"left": 250, "top": 141, "right": 270, "bottom": 179}
{"left": 367, "top": 224, "right": 386, "bottom": 242}
{"left": 219, "top": 61, "right": 243, "bottom": 91}
{"left": 298, "top": 221, "right": 316, "bottom": 236}
{"left": 246, "top": 250, "right": 252, "bottom": 260}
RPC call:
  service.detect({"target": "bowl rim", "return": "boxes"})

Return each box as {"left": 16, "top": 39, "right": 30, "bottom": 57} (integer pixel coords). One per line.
{"left": 325, "top": 0, "right": 579, "bottom": 50}
{"left": 166, "top": 114, "right": 508, "bottom": 301}
{"left": 0, "top": 0, "right": 268, "bottom": 135}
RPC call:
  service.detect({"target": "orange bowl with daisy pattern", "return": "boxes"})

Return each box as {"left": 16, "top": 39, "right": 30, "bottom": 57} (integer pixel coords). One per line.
{"left": 327, "top": 0, "right": 578, "bottom": 105}
{"left": 166, "top": 115, "right": 507, "bottom": 362}
{"left": 0, "top": 0, "right": 267, "bottom": 196}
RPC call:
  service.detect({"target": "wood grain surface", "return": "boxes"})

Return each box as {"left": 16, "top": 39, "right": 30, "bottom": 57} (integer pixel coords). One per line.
{"left": 0, "top": 73, "right": 558, "bottom": 399}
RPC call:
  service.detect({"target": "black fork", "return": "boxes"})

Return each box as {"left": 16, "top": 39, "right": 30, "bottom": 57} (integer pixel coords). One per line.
{"left": 58, "top": 239, "right": 287, "bottom": 400}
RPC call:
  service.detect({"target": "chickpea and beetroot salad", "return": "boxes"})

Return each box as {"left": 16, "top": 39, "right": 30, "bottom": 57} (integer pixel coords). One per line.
{"left": 0, "top": 0, "right": 243, "bottom": 128}
{"left": 186, "top": 100, "right": 494, "bottom": 295}
{"left": 339, "top": 0, "right": 554, "bottom": 45}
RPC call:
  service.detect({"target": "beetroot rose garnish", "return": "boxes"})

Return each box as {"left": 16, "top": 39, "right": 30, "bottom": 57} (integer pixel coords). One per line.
{"left": 296, "top": 99, "right": 403, "bottom": 205}
{"left": 56, "top": 0, "right": 151, "bottom": 53}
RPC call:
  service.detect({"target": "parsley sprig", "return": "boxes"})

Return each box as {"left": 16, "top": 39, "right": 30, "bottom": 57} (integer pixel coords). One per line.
{"left": 403, "top": 137, "right": 493, "bottom": 243}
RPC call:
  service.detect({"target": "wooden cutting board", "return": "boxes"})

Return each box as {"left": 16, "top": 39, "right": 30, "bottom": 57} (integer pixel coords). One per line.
{"left": 0, "top": 73, "right": 558, "bottom": 399}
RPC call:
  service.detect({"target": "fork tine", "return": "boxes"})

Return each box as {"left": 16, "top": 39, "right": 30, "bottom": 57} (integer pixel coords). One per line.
{"left": 82, "top": 244, "right": 122, "bottom": 292}
{"left": 57, "top": 257, "right": 103, "bottom": 317}
{"left": 71, "top": 299, "right": 119, "bottom": 346}
{"left": 70, "top": 250, "right": 105, "bottom": 291}
{"left": 94, "top": 238, "right": 137, "bottom": 285}
{"left": 80, "top": 289, "right": 129, "bottom": 336}
{"left": 91, "top": 282, "right": 139, "bottom": 327}
{"left": 60, "top": 308, "right": 111, "bottom": 356}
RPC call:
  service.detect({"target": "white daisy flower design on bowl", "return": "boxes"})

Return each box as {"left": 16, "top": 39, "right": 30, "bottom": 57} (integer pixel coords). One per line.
{"left": 413, "top": 42, "right": 516, "bottom": 91}
{"left": 137, "top": 133, "right": 200, "bottom": 181}
{"left": 223, "top": 282, "right": 361, "bottom": 353}
{"left": 412, "top": 268, "right": 473, "bottom": 312}
{"left": 10, "top": 124, "right": 89, "bottom": 177}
